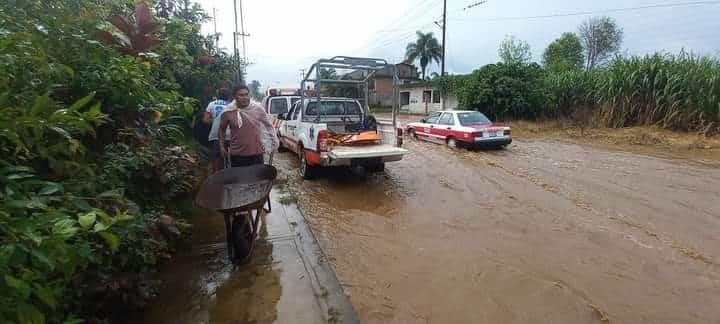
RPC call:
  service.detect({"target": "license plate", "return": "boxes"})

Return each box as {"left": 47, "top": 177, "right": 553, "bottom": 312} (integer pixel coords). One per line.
{"left": 488, "top": 132, "right": 497, "bottom": 138}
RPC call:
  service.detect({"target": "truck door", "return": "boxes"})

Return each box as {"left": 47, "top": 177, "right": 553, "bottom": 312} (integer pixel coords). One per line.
{"left": 284, "top": 102, "right": 302, "bottom": 153}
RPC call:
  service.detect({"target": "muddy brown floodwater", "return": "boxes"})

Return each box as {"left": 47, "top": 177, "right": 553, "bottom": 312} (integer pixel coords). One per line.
{"left": 275, "top": 136, "right": 720, "bottom": 323}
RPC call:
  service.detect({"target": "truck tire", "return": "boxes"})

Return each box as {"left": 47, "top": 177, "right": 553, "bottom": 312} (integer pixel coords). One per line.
{"left": 299, "top": 148, "right": 316, "bottom": 180}
{"left": 366, "top": 162, "right": 385, "bottom": 173}
{"left": 277, "top": 135, "right": 289, "bottom": 152}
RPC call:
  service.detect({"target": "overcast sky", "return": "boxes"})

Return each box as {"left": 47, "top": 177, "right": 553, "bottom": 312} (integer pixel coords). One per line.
{"left": 196, "top": 0, "right": 720, "bottom": 88}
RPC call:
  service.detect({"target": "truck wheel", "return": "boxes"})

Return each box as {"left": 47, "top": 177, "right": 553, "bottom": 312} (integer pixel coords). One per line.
{"left": 277, "top": 136, "right": 289, "bottom": 152}
{"left": 447, "top": 138, "right": 458, "bottom": 149}
{"left": 299, "top": 149, "right": 316, "bottom": 180}
{"left": 366, "top": 162, "right": 385, "bottom": 173}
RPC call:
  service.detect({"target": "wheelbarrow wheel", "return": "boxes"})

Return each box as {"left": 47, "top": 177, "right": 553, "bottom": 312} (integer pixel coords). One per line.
{"left": 231, "top": 214, "right": 254, "bottom": 264}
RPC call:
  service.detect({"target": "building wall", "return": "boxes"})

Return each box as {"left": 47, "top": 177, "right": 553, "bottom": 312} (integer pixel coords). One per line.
{"left": 371, "top": 78, "right": 395, "bottom": 106}
{"left": 399, "top": 87, "right": 459, "bottom": 114}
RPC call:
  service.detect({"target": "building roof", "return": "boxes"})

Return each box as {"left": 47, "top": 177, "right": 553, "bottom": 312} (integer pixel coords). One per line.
{"left": 344, "top": 63, "right": 420, "bottom": 80}
{"left": 399, "top": 81, "right": 434, "bottom": 89}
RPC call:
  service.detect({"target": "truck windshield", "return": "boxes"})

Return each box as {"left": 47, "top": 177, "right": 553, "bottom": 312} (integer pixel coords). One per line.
{"left": 305, "top": 101, "right": 362, "bottom": 116}
{"left": 457, "top": 112, "right": 491, "bottom": 125}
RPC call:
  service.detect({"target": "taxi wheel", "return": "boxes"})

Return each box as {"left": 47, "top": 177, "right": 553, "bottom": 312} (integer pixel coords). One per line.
{"left": 408, "top": 128, "right": 418, "bottom": 139}
{"left": 447, "top": 138, "right": 458, "bottom": 149}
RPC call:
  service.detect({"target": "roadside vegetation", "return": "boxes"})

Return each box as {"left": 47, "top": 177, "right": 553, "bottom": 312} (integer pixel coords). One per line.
{"left": 431, "top": 16, "right": 720, "bottom": 137}
{"left": 0, "top": 0, "right": 239, "bottom": 322}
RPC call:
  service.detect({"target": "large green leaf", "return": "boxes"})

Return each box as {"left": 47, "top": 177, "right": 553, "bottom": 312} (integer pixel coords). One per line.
{"left": 93, "top": 222, "right": 109, "bottom": 232}
{"left": 30, "top": 93, "right": 51, "bottom": 117}
{"left": 38, "top": 183, "right": 62, "bottom": 195}
{"left": 17, "top": 302, "right": 45, "bottom": 324}
{"left": 98, "top": 232, "right": 119, "bottom": 252}
{"left": 33, "top": 285, "right": 58, "bottom": 310}
{"left": 68, "top": 92, "right": 95, "bottom": 111}
{"left": 49, "top": 126, "right": 72, "bottom": 140}
{"left": 78, "top": 212, "right": 96, "bottom": 229}
{"left": 52, "top": 219, "right": 79, "bottom": 239}
{"left": 30, "top": 249, "right": 54, "bottom": 271}
{"left": 97, "top": 189, "right": 123, "bottom": 199}
{"left": 5, "top": 274, "right": 31, "bottom": 300}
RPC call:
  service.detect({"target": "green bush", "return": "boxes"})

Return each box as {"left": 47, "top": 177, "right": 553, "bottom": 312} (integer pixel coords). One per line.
{"left": 437, "top": 52, "right": 719, "bottom": 134}
{"left": 440, "top": 62, "right": 547, "bottom": 120}
{"left": 0, "top": 0, "right": 223, "bottom": 322}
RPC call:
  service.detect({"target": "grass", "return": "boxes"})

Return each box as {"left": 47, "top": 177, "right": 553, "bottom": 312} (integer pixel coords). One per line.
{"left": 275, "top": 177, "right": 298, "bottom": 205}
{"left": 511, "top": 119, "right": 720, "bottom": 156}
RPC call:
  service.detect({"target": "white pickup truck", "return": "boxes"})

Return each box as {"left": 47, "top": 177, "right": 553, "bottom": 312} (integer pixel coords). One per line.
{"left": 277, "top": 97, "right": 407, "bottom": 179}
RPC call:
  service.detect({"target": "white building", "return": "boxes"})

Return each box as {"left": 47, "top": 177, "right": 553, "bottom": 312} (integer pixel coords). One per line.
{"left": 399, "top": 83, "right": 459, "bottom": 114}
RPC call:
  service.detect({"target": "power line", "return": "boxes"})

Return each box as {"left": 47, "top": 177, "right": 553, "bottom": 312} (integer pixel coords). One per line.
{"left": 451, "top": 0, "right": 720, "bottom": 22}
{"left": 347, "top": 0, "right": 442, "bottom": 54}
{"left": 376, "top": 0, "right": 437, "bottom": 33}
{"left": 461, "top": 0, "right": 489, "bottom": 11}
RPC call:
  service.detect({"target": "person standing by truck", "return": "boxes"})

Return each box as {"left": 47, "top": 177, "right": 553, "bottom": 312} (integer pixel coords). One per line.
{"left": 219, "top": 85, "right": 278, "bottom": 167}
{"left": 206, "top": 89, "right": 231, "bottom": 171}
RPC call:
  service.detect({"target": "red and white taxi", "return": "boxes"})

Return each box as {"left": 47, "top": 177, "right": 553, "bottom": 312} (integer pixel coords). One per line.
{"left": 405, "top": 110, "right": 512, "bottom": 148}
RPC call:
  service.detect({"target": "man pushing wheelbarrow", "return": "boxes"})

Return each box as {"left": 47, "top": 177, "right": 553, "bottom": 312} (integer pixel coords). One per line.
{"left": 196, "top": 85, "right": 279, "bottom": 264}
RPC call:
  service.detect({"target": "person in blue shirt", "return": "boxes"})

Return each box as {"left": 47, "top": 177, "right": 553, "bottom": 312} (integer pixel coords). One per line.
{"left": 205, "top": 88, "right": 231, "bottom": 121}
{"left": 206, "top": 88, "right": 231, "bottom": 171}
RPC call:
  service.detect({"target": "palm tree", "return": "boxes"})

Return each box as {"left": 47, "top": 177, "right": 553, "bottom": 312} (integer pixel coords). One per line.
{"left": 404, "top": 31, "right": 442, "bottom": 80}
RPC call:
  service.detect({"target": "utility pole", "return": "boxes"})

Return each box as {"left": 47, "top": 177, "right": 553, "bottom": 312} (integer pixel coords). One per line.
{"left": 441, "top": 0, "right": 447, "bottom": 78}
{"left": 212, "top": 8, "right": 219, "bottom": 53}
{"left": 440, "top": 0, "right": 447, "bottom": 109}
{"left": 232, "top": 0, "right": 240, "bottom": 83}
{"left": 239, "top": 0, "right": 247, "bottom": 60}
{"left": 232, "top": 0, "right": 250, "bottom": 84}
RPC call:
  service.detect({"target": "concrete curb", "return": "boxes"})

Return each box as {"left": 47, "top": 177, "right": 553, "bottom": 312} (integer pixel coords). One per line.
{"left": 272, "top": 191, "right": 360, "bottom": 324}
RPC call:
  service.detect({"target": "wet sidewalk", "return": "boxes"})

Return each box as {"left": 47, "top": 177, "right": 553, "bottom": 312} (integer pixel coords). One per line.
{"left": 137, "top": 189, "right": 358, "bottom": 324}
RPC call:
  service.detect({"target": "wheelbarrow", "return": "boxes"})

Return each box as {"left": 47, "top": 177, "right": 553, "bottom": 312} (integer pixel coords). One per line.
{"left": 195, "top": 163, "right": 277, "bottom": 264}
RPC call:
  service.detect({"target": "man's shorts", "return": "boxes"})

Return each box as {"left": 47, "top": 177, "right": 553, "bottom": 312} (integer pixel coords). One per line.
{"left": 208, "top": 140, "right": 220, "bottom": 158}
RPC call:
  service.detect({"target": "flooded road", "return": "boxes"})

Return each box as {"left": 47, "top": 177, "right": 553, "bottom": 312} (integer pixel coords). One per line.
{"left": 277, "top": 137, "right": 720, "bottom": 323}
{"left": 137, "top": 190, "right": 357, "bottom": 323}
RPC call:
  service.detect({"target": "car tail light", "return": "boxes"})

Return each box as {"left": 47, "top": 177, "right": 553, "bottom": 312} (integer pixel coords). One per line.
{"left": 317, "top": 130, "right": 330, "bottom": 152}
{"left": 504, "top": 129, "right": 511, "bottom": 136}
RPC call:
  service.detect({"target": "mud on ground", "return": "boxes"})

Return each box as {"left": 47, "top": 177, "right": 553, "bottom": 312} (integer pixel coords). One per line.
{"left": 275, "top": 128, "right": 720, "bottom": 323}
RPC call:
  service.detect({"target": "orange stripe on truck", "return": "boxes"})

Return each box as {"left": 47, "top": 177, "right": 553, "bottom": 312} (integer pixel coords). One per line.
{"left": 304, "top": 150, "right": 321, "bottom": 165}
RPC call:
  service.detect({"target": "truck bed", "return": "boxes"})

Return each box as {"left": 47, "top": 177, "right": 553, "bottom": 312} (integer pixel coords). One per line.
{"left": 328, "top": 144, "right": 407, "bottom": 159}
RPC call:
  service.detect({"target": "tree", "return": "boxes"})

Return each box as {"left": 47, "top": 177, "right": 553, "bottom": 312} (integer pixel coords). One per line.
{"left": 578, "top": 16, "right": 623, "bottom": 70}
{"left": 248, "top": 80, "right": 262, "bottom": 100}
{"left": 498, "top": 36, "right": 532, "bottom": 65}
{"left": 543, "top": 32, "right": 584, "bottom": 72}
{"left": 98, "top": 1, "right": 162, "bottom": 57}
{"left": 404, "top": 31, "right": 442, "bottom": 80}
